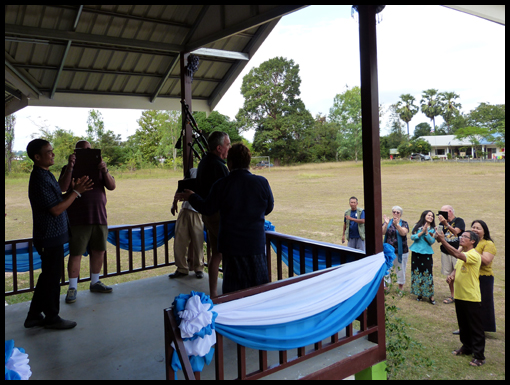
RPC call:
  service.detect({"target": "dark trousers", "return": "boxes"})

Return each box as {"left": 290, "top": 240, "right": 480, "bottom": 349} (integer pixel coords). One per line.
{"left": 28, "top": 245, "right": 64, "bottom": 324}
{"left": 455, "top": 299, "right": 485, "bottom": 360}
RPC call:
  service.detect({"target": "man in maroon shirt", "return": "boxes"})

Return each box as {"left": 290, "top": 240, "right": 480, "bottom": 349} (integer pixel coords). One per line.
{"left": 58, "top": 141, "right": 116, "bottom": 303}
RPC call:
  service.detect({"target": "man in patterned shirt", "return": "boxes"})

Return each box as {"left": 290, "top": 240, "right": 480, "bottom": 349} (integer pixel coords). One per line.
{"left": 24, "top": 139, "right": 93, "bottom": 330}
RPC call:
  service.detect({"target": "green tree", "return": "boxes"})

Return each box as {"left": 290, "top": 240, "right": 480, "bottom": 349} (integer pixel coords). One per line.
{"left": 420, "top": 89, "right": 442, "bottom": 132}
{"left": 5, "top": 114, "right": 15, "bottom": 173}
{"left": 130, "top": 110, "right": 164, "bottom": 165}
{"left": 395, "top": 94, "right": 419, "bottom": 136}
{"left": 307, "top": 114, "right": 338, "bottom": 162}
{"left": 438, "top": 91, "right": 462, "bottom": 134}
{"left": 466, "top": 102, "right": 505, "bottom": 147}
{"left": 36, "top": 127, "right": 82, "bottom": 170}
{"left": 380, "top": 104, "right": 406, "bottom": 159}
{"left": 329, "top": 85, "right": 362, "bottom": 162}
{"left": 236, "top": 57, "right": 313, "bottom": 164}
{"left": 454, "top": 126, "right": 483, "bottom": 157}
{"left": 86, "top": 109, "right": 105, "bottom": 145}
{"left": 86, "top": 109, "right": 123, "bottom": 166}
{"left": 162, "top": 110, "right": 182, "bottom": 169}
{"left": 193, "top": 111, "right": 243, "bottom": 144}
{"left": 412, "top": 122, "right": 432, "bottom": 139}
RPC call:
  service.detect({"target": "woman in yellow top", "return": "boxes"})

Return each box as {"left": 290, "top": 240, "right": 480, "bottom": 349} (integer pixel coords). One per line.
{"left": 470, "top": 220, "right": 497, "bottom": 333}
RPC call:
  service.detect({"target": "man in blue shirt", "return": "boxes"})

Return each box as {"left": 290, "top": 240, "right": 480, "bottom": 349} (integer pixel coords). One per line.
{"left": 341, "top": 196, "right": 365, "bottom": 252}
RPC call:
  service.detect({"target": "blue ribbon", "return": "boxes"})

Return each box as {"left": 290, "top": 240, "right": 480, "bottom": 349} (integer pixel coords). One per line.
{"left": 170, "top": 291, "right": 217, "bottom": 379}
{"left": 5, "top": 340, "right": 27, "bottom": 381}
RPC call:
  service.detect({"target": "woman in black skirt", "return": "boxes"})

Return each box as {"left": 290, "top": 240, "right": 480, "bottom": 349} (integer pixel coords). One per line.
{"left": 470, "top": 220, "right": 497, "bottom": 332}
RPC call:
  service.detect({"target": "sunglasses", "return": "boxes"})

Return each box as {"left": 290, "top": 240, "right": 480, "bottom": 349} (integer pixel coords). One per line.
{"left": 392, "top": 211, "right": 401, "bottom": 214}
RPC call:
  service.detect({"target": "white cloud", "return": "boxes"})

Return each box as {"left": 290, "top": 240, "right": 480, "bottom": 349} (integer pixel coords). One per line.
{"left": 10, "top": 5, "right": 505, "bottom": 150}
{"left": 12, "top": 107, "right": 144, "bottom": 152}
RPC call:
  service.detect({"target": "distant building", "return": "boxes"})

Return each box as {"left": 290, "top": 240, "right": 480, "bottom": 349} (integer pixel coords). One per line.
{"left": 418, "top": 135, "right": 505, "bottom": 159}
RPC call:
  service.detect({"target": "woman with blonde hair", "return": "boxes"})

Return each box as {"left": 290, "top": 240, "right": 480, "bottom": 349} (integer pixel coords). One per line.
{"left": 383, "top": 205, "right": 409, "bottom": 291}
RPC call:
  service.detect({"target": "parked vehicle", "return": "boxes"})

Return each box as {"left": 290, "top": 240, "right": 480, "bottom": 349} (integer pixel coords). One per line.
{"left": 410, "top": 153, "right": 431, "bottom": 161}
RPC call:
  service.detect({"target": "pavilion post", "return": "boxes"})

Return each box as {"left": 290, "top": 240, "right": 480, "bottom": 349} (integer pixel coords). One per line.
{"left": 358, "top": 5, "right": 385, "bottom": 353}
{"left": 180, "top": 52, "right": 194, "bottom": 177}
{"left": 179, "top": 52, "right": 195, "bottom": 265}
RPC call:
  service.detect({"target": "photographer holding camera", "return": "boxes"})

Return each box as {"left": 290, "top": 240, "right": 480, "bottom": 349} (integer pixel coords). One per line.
{"left": 437, "top": 205, "right": 465, "bottom": 304}
{"left": 435, "top": 229, "right": 485, "bottom": 367}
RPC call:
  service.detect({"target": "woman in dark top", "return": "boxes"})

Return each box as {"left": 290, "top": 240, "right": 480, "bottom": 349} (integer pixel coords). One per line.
{"left": 177, "top": 143, "right": 274, "bottom": 294}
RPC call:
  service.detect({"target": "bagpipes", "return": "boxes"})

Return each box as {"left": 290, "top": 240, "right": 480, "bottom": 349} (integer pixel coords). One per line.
{"left": 175, "top": 100, "right": 209, "bottom": 161}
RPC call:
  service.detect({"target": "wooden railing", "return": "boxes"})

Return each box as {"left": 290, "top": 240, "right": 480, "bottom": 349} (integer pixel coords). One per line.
{"left": 264, "top": 230, "right": 364, "bottom": 281}
{"left": 6, "top": 224, "right": 386, "bottom": 379}
{"left": 5, "top": 220, "right": 178, "bottom": 296}
{"left": 164, "top": 231, "right": 386, "bottom": 380}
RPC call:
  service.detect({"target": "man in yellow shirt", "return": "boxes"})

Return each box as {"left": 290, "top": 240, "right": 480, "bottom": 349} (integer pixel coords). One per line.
{"left": 436, "top": 230, "right": 485, "bottom": 367}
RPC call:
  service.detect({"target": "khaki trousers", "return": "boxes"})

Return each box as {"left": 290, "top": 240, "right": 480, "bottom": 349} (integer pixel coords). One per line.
{"left": 174, "top": 208, "right": 204, "bottom": 274}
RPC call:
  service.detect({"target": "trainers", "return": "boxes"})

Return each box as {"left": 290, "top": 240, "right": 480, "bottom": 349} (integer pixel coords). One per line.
{"left": 66, "top": 288, "right": 78, "bottom": 303}
{"left": 90, "top": 281, "right": 113, "bottom": 293}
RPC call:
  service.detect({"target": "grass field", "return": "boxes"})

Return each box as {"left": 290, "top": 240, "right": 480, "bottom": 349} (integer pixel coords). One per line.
{"left": 4, "top": 160, "right": 505, "bottom": 380}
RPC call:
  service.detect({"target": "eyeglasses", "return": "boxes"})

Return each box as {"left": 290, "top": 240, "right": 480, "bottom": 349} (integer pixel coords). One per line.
{"left": 460, "top": 235, "right": 472, "bottom": 239}
{"left": 392, "top": 211, "right": 401, "bottom": 214}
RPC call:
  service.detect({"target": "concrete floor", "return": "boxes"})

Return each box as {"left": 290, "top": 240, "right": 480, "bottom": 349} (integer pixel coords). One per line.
{"left": 5, "top": 272, "right": 212, "bottom": 380}
{"left": 5, "top": 272, "right": 368, "bottom": 380}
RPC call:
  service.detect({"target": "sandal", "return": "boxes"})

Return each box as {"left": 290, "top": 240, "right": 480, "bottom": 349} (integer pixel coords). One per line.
{"left": 429, "top": 297, "right": 436, "bottom": 305}
{"left": 452, "top": 347, "right": 471, "bottom": 356}
{"left": 469, "top": 358, "right": 485, "bottom": 367}
{"left": 443, "top": 296, "right": 455, "bottom": 304}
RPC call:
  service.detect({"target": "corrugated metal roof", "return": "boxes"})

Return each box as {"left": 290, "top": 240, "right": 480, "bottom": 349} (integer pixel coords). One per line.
{"left": 6, "top": 5, "right": 503, "bottom": 115}
{"left": 5, "top": 5, "right": 308, "bottom": 115}
{"left": 419, "top": 135, "right": 501, "bottom": 147}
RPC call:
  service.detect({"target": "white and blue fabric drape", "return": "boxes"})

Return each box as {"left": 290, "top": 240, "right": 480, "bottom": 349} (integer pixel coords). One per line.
{"left": 5, "top": 340, "right": 31, "bottom": 380}
{"left": 213, "top": 250, "right": 392, "bottom": 351}
{"left": 5, "top": 223, "right": 180, "bottom": 273}
{"left": 106, "top": 224, "right": 177, "bottom": 252}
{"left": 171, "top": 246, "right": 394, "bottom": 377}
{"left": 170, "top": 292, "right": 217, "bottom": 378}
{"left": 4, "top": 243, "right": 70, "bottom": 273}
{"left": 5, "top": 221, "right": 276, "bottom": 273}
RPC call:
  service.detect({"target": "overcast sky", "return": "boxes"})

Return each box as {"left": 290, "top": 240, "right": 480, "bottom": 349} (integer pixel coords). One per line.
{"left": 11, "top": 5, "right": 505, "bottom": 151}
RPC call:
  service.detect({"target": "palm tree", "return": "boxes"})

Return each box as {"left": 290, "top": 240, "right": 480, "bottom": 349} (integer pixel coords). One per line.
{"left": 439, "top": 91, "right": 462, "bottom": 134}
{"left": 395, "top": 94, "right": 419, "bottom": 136}
{"left": 420, "top": 89, "right": 442, "bottom": 132}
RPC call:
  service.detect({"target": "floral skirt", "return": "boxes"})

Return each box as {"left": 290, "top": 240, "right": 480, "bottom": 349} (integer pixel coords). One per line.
{"left": 410, "top": 252, "right": 434, "bottom": 298}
